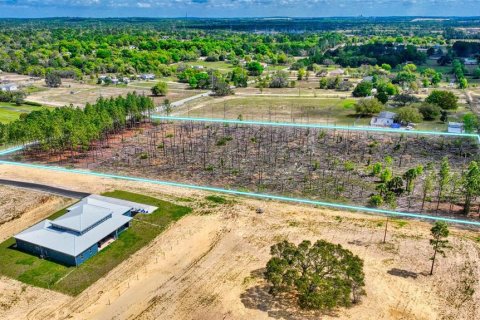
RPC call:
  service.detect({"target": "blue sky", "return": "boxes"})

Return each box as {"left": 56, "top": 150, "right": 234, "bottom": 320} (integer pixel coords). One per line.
{"left": 0, "top": 0, "right": 478, "bottom": 18}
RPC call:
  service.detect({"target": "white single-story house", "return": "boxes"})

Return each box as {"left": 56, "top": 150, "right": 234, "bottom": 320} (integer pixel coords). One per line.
{"left": 0, "top": 83, "right": 18, "bottom": 92}
{"left": 448, "top": 122, "right": 465, "bottom": 133}
{"left": 371, "top": 111, "right": 397, "bottom": 127}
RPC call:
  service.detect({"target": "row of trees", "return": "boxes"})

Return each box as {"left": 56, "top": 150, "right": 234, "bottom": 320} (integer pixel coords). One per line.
{"left": 0, "top": 93, "right": 154, "bottom": 156}
{"left": 368, "top": 156, "right": 480, "bottom": 216}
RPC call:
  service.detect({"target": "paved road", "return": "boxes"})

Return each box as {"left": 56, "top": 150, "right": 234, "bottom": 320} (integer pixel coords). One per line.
{"left": 0, "top": 179, "right": 90, "bottom": 199}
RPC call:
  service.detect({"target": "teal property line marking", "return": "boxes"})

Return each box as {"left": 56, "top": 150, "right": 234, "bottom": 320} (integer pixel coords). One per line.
{"left": 151, "top": 115, "right": 480, "bottom": 142}
{"left": 0, "top": 146, "right": 24, "bottom": 156}
{"left": 1, "top": 159, "right": 480, "bottom": 227}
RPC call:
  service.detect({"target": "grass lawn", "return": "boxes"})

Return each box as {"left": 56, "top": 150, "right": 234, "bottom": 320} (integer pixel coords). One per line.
{"left": 0, "top": 103, "right": 51, "bottom": 123}
{"left": 0, "top": 190, "right": 191, "bottom": 296}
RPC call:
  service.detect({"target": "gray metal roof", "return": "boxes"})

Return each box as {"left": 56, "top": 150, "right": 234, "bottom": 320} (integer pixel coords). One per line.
{"left": 14, "top": 195, "right": 158, "bottom": 256}
{"left": 50, "top": 204, "right": 112, "bottom": 233}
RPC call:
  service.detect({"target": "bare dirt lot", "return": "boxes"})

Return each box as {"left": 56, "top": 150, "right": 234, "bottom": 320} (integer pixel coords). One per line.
{"left": 0, "top": 185, "right": 72, "bottom": 242}
{"left": 0, "top": 164, "right": 479, "bottom": 320}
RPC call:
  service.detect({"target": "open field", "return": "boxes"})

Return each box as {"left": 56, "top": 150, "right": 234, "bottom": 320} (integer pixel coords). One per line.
{"left": 0, "top": 189, "right": 191, "bottom": 296}
{"left": 25, "top": 80, "right": 205, "bottom": 108}
{"left": 0, "top": 103, "right": 53, "bottom": 123}
{"left": 171, "top": 91, "right": 470, "bottom": 131}
{"left": 174, "top": 95, "right": 365, "bottom": 125}
{"left": 0, "top": 164, "right": 479, "bottom": 320}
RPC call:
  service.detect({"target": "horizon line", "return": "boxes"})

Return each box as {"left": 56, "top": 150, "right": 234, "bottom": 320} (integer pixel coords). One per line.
{"left": 1, "top": 15, "right": 480, "bottom": 20}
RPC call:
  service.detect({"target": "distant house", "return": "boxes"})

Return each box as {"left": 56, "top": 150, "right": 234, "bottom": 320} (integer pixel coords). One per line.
{"left": 140, "top": 74, "right": 155, "bottom": 80}
{"left": 328, "top": 69, "right": 345, "bottom": 77}
{"left": 192, "top": 65, "right": 205, "bottom": 70}
{"left": 111, "top": 77, "right": 119, "bottom": 85}
{"left": 14, "top": 195, "right": 157, "bottom": 266}
{"left": 0, "top": 83, "right": 18, "bottom": 92}
{"left": 363, "top": 76, "right": 374, "bottom": 82}
{"left": 448, "top": 122, "right": 464, "bottom": 134}
{"left": 370, "top": 111, "right": 397, "bottom": 127}
{"left": 464, "top": 58, "right": 478, "bottom": 65}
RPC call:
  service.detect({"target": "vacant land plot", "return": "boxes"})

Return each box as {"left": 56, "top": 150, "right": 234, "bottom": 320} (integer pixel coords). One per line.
{"left": 177, "top": 96, "right": 363, "bottom": 125}
{"left": 6, "top": 120, "right": 478, "bottom": 217}
{"left": 0, "top": 190, "right": 191, "bottom": 296}
{"left": 173, "top": 93, "right": 470, "bottom": 131}
{"left": 25, "top": 80, "right": 205, "bottom": 108}
{"left": 0, "top": 165, "right": 478, "bottom": 320}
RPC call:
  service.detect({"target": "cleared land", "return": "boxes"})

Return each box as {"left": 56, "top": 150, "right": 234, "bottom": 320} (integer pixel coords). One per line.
{"left": 5, "top": 120, "right": 478, "bottom": 217}
{"left": 25, "top": 80, "right": 205, "bottom": 108}
{"left": 0, "top": 185, "right": 72, "bottom": 242}
{"left": 0, "top": 164, "right": 479, "bottom": 320}
{"left": 0, "top": 189, "right": 191, "bottom": 296}
{"left": 175, "top": 96, "right": 362, "bottom": 125}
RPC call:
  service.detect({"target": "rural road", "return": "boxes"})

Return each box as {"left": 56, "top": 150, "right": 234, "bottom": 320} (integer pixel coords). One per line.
{"left": 0, "top": 178, "right": 90, "bottom": 198}
{"left": 155, "top": 91, "right": 212, "bottom": 112}
{"left": 171, "top": 91, "right": 212, "bottom": 107}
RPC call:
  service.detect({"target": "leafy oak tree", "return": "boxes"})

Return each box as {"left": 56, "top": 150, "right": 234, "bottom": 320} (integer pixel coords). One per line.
{"left": 354, "top": 98, "right": 383, "bottom": 116}
{"left": 151, "top": 81, "right": 168, "bottom": 96}
{"left": 426, "top": 90, "right": 458, "bottom": 110}
{"left": 265, "top": 240, "right": 366, "bottom": 311}
{"left": 45, "top": 72, "right": 62, "bottom": 88}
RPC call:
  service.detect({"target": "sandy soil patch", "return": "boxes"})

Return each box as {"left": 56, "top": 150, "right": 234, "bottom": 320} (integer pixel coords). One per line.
{"left": 0, "top": 185, "right": 72, "bottom": 242}
{"left": 0, "top": 164, "right": 479, "bottom": 320}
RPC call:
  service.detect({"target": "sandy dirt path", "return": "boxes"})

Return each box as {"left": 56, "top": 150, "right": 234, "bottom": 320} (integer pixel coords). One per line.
{"left": 0, "top": 164, "right": 479, "bottom": 320}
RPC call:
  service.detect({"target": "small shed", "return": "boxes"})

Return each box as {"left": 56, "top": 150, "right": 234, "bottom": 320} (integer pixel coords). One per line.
{"left": 448, "top": 122, "right": 464, "bottom": 133}
{"left": 370, "top": 111, "right": 397, "bottom": 127}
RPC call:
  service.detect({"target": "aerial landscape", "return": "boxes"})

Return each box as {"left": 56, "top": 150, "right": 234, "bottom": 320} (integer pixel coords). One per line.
{"left": 1, "top": 1, "right": 480, "bottom": 319}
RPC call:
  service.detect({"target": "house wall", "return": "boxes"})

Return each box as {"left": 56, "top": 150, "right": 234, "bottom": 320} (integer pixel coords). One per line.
{"left": 15, "top": 222, "right": 131, "bottom": 266}
{"left": 116, "top": 222, "right": 130, "bottom": 236}
{"left": 74, "top": 243, "right": 99, "bottom": 265}
{"left": 15, "top": 239, "right": 77, "bottom": 266}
